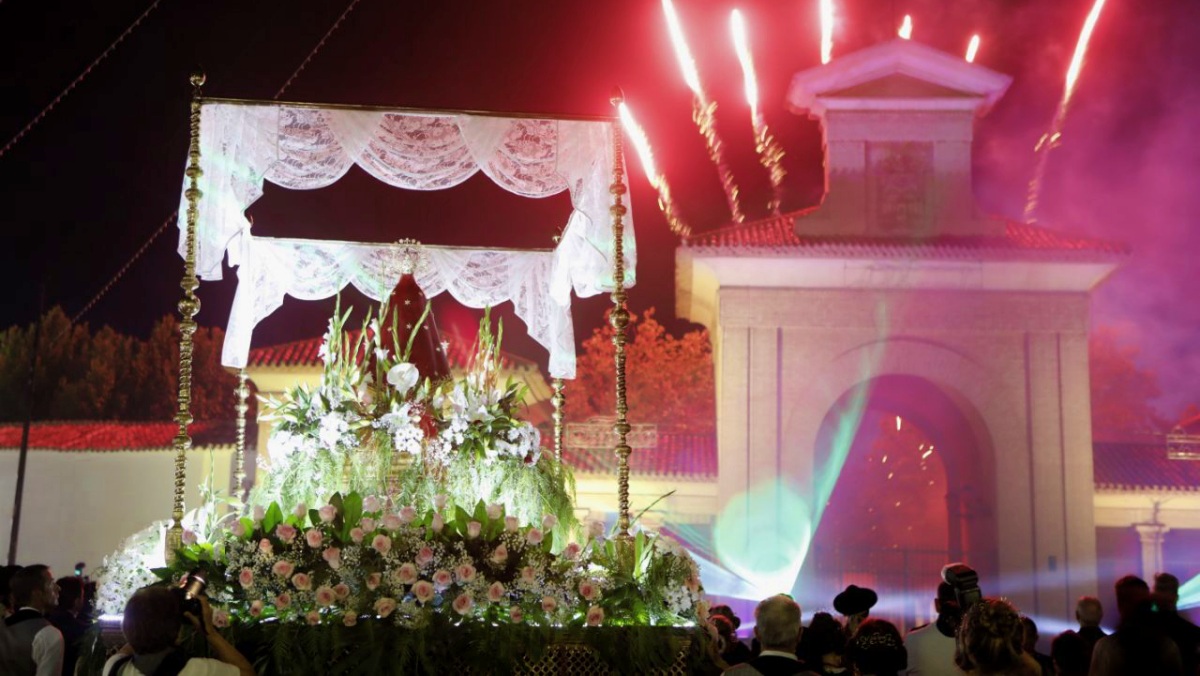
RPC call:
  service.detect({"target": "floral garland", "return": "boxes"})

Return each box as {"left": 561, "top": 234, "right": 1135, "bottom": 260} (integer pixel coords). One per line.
{"left": 164, "top": 492, "right": 706, "bottom": 631}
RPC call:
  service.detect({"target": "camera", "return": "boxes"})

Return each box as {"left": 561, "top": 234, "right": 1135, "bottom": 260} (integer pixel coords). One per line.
{"left": 941, "top": 562, "right": 982, "bottom": 612}
{"left": 171, "top": 570, "right": 208, "bottom": 620}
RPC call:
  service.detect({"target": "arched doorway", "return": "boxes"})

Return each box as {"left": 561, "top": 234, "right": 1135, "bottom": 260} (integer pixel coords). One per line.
{"left": 799, "top": 375, "right": 998, "bottom": 629}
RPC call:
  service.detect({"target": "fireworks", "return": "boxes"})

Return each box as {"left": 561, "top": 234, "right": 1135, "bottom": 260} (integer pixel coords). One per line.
{"left": 1024, "top": 0, "right": 1108, "bottom": 223}
{"left": 966, "top": 34, "right": 981, "bottom": 63}
{"left": 662, "top": 0, "right": 745, "bottom": 223}
{"left": 618, "top": 102, "right": 691, "bottom": 237}
{"left": 899, "top": 15, "right": 913, "bottom": 40}
{"left": 820, "top": 0, "right": 835, "bottom": 64}
{"left": 731, "top": 9, "right": 787, "bottom": 215}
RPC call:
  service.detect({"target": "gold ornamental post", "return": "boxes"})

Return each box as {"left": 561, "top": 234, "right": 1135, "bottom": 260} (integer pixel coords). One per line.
{"left": 551, "top": 378, "right": 565, "bottom": 458}
{"left": 234, "top": 369, "right": 250, "bottom": 501}
{"left": 166, "top": 72, "right": 205, "bottom": 564}
{"left": 608, "top": 90, "right": 633, "bottom": 541}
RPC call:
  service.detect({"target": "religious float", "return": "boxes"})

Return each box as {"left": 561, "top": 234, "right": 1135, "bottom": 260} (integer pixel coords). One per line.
{"left": 84, "top": 76, "right": 710, "bottom": 675}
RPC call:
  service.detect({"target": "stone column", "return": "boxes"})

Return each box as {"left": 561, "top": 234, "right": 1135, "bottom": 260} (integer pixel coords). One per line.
{"left": 1135, "top": 523, "right": 1169, "bottom": 579}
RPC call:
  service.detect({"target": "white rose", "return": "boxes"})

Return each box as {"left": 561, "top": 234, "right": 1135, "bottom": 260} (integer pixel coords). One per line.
{"left": 387, "top": 363, "right": 420, "bottom": 394}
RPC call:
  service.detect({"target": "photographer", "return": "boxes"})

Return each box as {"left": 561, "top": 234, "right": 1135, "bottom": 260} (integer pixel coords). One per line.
{"left": 103, "top": 586, "right": 254, "bottom": 676}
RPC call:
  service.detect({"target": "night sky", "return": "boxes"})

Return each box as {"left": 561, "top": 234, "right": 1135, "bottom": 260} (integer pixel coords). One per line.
{"left": 2, "top": 0, "right": 1197, "bottom": 417}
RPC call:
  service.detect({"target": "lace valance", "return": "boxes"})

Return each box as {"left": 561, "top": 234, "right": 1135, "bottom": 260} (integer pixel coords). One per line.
{"left": 226, "top": 236, "right": 577, "bottom": 378}
{"left": 177, "top": 102, "right": 635, "bottom": 304}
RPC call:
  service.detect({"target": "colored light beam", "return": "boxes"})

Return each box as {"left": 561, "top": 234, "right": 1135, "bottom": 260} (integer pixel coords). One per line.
{"left": 731, "top": 9, "right": 787, "bottom": 215}
{"left": 966, "top": 34, "right": 981, "bottom": 63}
{"left": 662, "top": 0, "right": 745, "bottom": 223}
{"left": 899, "top": 15, "right": 913, "bottom": 40}
{"left": 820, "top": 0, "right": 835, "bottom": 64}
{"left": 1024, "top": 0, "right": 1108, "bottom": 223}
{"left": 1179, "top": 573, "right": 1200, "bottom": 610}
{"left": 618, "top": 102, "right": 691, "bottom": 236}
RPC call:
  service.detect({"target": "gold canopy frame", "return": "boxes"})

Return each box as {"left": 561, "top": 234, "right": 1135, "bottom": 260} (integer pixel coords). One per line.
{"left": 166, "top": 76, "right": 638, "bottom": 562}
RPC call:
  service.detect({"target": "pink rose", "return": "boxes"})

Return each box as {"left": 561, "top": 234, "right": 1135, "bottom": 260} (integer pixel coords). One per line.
{"left": 230, "top": 521, "right": 246, "bottom": 538}
{"left": 293, "top": 502, "right": 307, "bottom": 519}
{"left": 455, "top": 563, "right": 476, "bottom": 583}
{"left": 381, "top": 514, "right": 402, "bottom": 531}
{"left": 415, "top": 546, "right": 434, "bottom": 567}
{"left": 399, "top": 506, "right": 417, "bottom": 524}
{"left": 322, "top": 547, "right": 342, "bottom": 570}
{"left": 396, "top": 563, "right": 418, "bottom": 585}
{"left": 526, "top": 528, "right": 544, "bottom": 546}
{"left": 510, "top": 606, "right": 524, "bottom": 623}
{"left": 333, "top": 583, "right": 350, "bottom": 600}
{"left": 249, "top": 600, "right": 264, "bottom": 617}
{"left": 579, "top": 580, "right": 600, "bottom": 602}
{"left": 521, "top": 566, "right": 536, "bottom": 584}
{"left": 504, "top": 516, "right": 519, "bottom": 533}
{"left": 275, "top": 592, "right": 292, "bottom": 609}
{"left": 343, "top": 611, "right": 358, "bottom": 627}
{"left": 305, "top": 610, "right": 321, "bottom": 625}
{"left": 433, "top": 494, "right": 448, "bottom": 511}
{"left": 487, "top": 582, "right": 506, "bottom": 604}
{"left": 238, "top": 568, "right": 254, "bottom": 589}
{"left": 318, "top": 505, "right": 337, "bottom": 523}
{"left": 541, "top": 596, "right": 557, "bottom": 613}
{"left": 275, "top": 523, "right": 297, "bottom": 544}
{"left": 212, "top": 609, "right": 229, "bottom": 628}
{"left": 452, "top": 592, "right": 475, "bottom": 615}
{"left": 315, "top": 586, "right": 336, "bottom": 606}
{"left": 430, "top": 513, "right": 444, "bottom": 533}
{"left": 271, "top": 560, "right": 294, "bottom": 578}
{"left": 182, "top": 529, "right": 198, "bottom": 546}
{"left": 359, "top": 517, "right": 376, "bottom": 532}
{"left": 587, "top": 521, "right": 606, "bottom": 540}
{"left": 371, "top": 534, "right": 392, "bottom": 556}
{"left": 412, "top": 580, "right": 435, "bottom": 604}
{"left": 366, "top": 572, "right": 382, "bottom": 590}
{"left": 350, "top": 528, "right": 365, "bottom": 544}
{"left": 562, "top": 542, "right": 581, "bottom": 561}
{"left": 259, "top": 539, "right": 274, "bottom": 556}
{"left": 542, "top": 514, "right": 558, "bottom": 531}
{"left": 362, "top": 495, "right": 382, "bottom": 513}
{"left": 305, "top": 529, "right": 322, "bottom": 549}
{"left": 291, "top": 572, "right": 312, "bottom": 591}
{"left": 467, "top": 521, "right": 482, "bottom": 539}
{"left": 374, "top": 597, "right": 397, "bottom": 618}
{"left": 491, "top": 544, "right": 509, "bottom": 564}
{"left": 586, "top": 605, "right": 605, "bottom": 626}
{"left": 433, "top": 569, "right": 453, "bottom": 590}
{"left": 486, "top": 503, "right": 503, "bottom": 520}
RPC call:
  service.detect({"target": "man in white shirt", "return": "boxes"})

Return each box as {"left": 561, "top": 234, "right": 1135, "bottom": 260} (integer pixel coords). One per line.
{"left": 0, "top": 564, "right": 65, "bottom": 676}
{"left": 904, "top": 582, "right": 966, "bottom": 675}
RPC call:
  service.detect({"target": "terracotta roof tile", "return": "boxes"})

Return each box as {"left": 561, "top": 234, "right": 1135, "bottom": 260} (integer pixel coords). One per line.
{"left": 560, "top": 433, "right": 716, "bottom": 480}
{"left": 683, "top": 211, "right": 1129, "bottom": 261}
{"left": 0, "top": 421, "right": 236, "bottom": 451}
{"left": 1093, "top": 440, "right": 1200, "bottom": 492}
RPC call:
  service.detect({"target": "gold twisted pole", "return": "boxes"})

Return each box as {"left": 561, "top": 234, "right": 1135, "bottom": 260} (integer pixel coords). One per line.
{"left": 609, "top": 90, "right": 633, "bottom": 541}
{"left": 551, "top": 378, "right": 565, "bottom": 459}
{"left": 692, "top": 97, "right": 745, "bottom": 223}
{"left": 166, "top": 72, "right": 205, "bottom": 564}
{"left": 234, "top": 369, "right": 250, "bottom": 501}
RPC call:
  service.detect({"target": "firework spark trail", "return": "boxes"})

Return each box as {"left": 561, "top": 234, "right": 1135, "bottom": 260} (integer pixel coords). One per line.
{"left": 662, "top": 0, "right": 745, "bottom": 223}
{"left": 618, "top": 102, "right": 691, "bottom": 237}
{"left": 820, "top": 0, "right": 835, "bottom": 64}
{"left": 966, "top": 34, "right": 981, "bottom": 63}
{"left": 1024, "top": 0, "right": 1108, "bottom": 223}
{"left": 731, "top": 9, "right": 787, "bottom": 215}
{"left": 899, "top": 14, "right": 913, "bottom": 40}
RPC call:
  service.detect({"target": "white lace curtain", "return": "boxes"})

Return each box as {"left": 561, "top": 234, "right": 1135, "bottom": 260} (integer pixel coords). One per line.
{"left": 175, "top": 101, "right": 636, "bottom": 378}
{"left": 226, "top": 236, "right": 577, "bottom": 378}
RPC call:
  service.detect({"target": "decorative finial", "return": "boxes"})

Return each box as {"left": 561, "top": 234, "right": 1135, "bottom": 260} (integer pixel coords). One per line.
{"left": 189, "top": 71, "right": 206, "bottom": 93}
{"left": 610, "top": 86, "right": 624, "bottom": 108}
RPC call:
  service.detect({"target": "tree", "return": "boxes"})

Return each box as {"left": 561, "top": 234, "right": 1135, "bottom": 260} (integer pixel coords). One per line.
{"left": 565, "top": 308, "right": 715, "bottom": 433}
{"left": 1090, "top": 327, "right": 1167, "bottom": 437}
{"left": 0, "top": 307, "right": 237, "bottom": 421}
